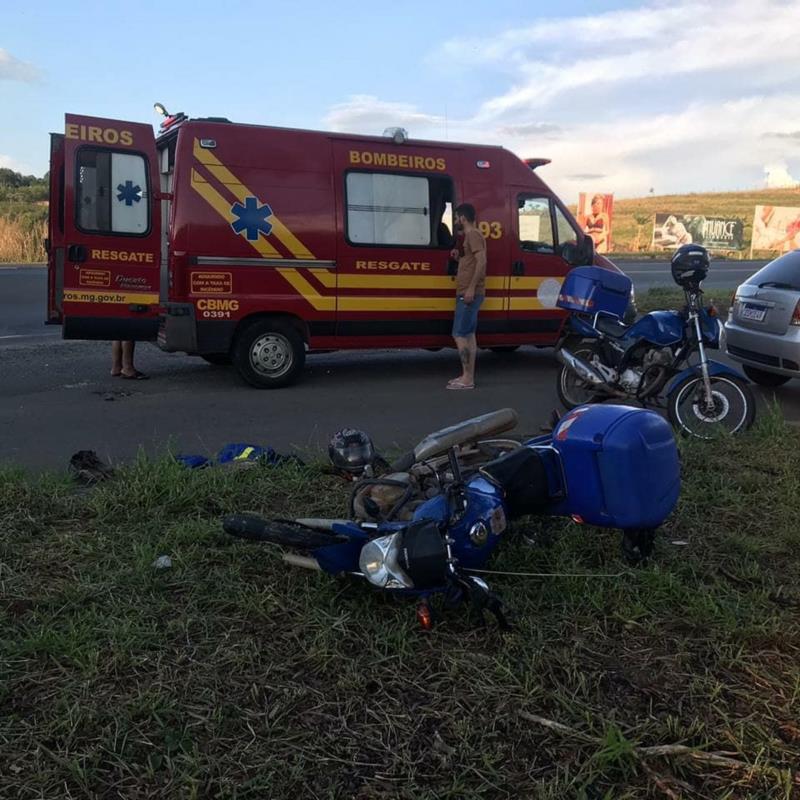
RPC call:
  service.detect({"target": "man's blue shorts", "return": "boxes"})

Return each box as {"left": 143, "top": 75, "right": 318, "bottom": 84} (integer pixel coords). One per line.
{"left": 452, "top": 295, "right": 484, "bottom": 337}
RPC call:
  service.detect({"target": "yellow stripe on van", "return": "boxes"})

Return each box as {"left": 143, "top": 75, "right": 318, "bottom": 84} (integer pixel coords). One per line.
{"left": 276, "top": 268, "right": 335, "bottom": 312}
{"left": 338, "top": 296, "right": 505, "bottom": 313}
{"left": 63, "top": 291, "right": 160, "bottom": 305}
{"left": 190, "top": 169, "right": 282, "bottom": 259}
{"left": 192, "top": 140, "right": 315, "bottom": 260}
{"left": 509, "top": 297, "right": 545, "bottom": 311}
{"left": 315, "top": 274, "right": 514, "bottom": 291}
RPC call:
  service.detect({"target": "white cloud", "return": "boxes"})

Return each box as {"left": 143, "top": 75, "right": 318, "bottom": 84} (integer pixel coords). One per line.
{"left": 0, "top": 49, "right": 41, "bottom": 82}
{"left": 325, "top": 95, "right": 445, "bottom": 135}
{"left": 323, "top": 0, "right": 800, "bottom": 197}
{"left": 764, "top": 162, "right": 797, "bottom": 188}
{"left": 468, "top": 0, "right": 800, "bottom": 118}
{"left": 0, "top": 154, "right": 34, "bottom": 174}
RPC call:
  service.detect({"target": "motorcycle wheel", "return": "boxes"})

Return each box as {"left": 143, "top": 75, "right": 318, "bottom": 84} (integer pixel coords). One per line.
{"left": 222, "top": 514, "right": 345, "bottom": 549}
{"left": 556, "top": 341, "right": 604, "bottom": 410}
{"left": 667, "top": 374, "right": 755, "bottom": 439}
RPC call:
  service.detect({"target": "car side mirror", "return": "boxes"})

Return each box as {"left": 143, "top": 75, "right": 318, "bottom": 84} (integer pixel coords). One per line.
{"left": 560, "top": 241, "right": 587, "bottom": 266}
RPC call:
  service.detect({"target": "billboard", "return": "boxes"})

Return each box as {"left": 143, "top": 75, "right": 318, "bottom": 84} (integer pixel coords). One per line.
{"left": 576, "top": 192, "right": 614, "bottom": 253}
{"left": 651, "top": 214, "right": 745, "bottom": 251}
{"left": 751, "top": 205, "right": 800, "bottom": 254}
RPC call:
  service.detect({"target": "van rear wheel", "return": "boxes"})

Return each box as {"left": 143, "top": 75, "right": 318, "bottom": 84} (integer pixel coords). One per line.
{"left": 233, "top": 319, "right": 305, "bottom": 389}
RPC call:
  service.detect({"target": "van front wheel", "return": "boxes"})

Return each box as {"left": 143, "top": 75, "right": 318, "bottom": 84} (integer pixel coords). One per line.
{"left": 233, "top": 320, "right": 305, "bottom": 389}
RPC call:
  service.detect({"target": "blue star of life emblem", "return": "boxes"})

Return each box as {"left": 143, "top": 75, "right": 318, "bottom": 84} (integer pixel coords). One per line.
{"left": 230, "top": 196, "right": 274, "bottom": 241}
{"left": 116, "top": 180, "right": 142, "bottom": 206}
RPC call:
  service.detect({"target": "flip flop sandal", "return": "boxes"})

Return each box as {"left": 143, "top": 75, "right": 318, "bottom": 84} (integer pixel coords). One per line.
{"left": 121, "top": 371, "right": 149, "bottom": 380}
{"left": 446, "top": 381, "right": 474, "bottom": 390}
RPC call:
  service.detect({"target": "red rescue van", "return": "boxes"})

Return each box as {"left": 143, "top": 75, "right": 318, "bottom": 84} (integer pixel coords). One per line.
{"left": 46, "top": 112, "right": 625, "bottom": 387}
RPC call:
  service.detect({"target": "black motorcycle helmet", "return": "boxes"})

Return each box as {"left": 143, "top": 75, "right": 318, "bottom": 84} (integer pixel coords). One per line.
{"left": 328, "top": 429, "right": 375, "bottom": 475}
{"left": 671, "top": 244, "right": 710, "bottom": 289}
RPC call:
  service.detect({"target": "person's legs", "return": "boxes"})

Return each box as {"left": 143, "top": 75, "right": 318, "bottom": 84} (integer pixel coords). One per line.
{"left": 121, "top": 341, "right": 136, "bottom": 376}
{"left": 452, "top": 333, "right": 477, "bottom": 384}
{"left": 111, "top": 341, "right": 123, "bottom": 376}
{"left": 449, "top": 297, "right": 481, "bottom": 388}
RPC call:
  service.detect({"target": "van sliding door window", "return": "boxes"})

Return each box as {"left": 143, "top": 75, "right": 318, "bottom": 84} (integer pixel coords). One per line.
{"left": 347, "top": 172, "right": 453, "bottom": 247}
{"left": 76, "top": 149, "right": 150, "bottom": 235}
{"left": 518, "top": 196, "right": 555, "bottom": 254}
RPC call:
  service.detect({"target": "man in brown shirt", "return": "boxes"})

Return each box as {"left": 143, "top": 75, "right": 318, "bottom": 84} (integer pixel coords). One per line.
{"left": 448, "top": 203, "right": 486, "bottom": 390}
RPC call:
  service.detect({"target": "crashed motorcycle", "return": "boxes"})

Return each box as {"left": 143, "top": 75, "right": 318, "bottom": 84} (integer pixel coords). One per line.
{"left": 555, "top": 244, "right": 755, "bottom": 439}
{"left": 223, "top": 404, "right": 681, "bottom": 628}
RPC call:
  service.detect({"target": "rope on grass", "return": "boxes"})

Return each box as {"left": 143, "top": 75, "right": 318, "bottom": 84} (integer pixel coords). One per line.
{"left": 518, "top": 711, "right": 799, "bottom": 787}
{"left": 465, "top": 568, "right": 628, "bottom": 579}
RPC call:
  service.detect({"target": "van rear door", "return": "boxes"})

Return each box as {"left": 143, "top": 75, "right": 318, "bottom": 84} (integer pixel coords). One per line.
{"left": 46, "top": 133, "right": 66, "bottom": 323}
{"left": 60, "top": 114, "right": 161, "bottom": 340}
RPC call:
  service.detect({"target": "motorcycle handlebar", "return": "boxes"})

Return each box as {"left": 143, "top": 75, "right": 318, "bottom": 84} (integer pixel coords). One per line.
{"left": 222, "top": 514, "right": 271, "bottom": 541}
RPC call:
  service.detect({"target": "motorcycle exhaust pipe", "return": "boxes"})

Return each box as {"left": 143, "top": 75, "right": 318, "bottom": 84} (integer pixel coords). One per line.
{"left": 556, "top": 348, "right": 623, "bottom": 396}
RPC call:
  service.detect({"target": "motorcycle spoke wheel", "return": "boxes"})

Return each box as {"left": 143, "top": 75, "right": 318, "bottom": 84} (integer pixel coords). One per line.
{"left": 669, "top": 375, "right": 755, "bottom": 439}
{"left": 557, "top": 346, "right": 604, "bottom": 409}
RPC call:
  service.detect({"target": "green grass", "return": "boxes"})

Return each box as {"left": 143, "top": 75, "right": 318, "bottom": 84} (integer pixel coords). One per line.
{"left": 2, "top": 417, "right": 800, "bottom": 798}
{"left": 636, "top": 286, "right": 737, "bottom": 315}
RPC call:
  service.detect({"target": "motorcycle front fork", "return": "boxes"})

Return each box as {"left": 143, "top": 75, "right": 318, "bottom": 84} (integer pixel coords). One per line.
{"left": 690, "top": 310, "right": 715, "bottom": 411}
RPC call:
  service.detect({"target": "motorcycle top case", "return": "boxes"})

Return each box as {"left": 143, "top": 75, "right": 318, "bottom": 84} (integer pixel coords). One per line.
{"left": 550, "top": 404, "right": 680, "bottom": 529}
{"left": 557, "top": 266, "right": 632, "bottom": 319}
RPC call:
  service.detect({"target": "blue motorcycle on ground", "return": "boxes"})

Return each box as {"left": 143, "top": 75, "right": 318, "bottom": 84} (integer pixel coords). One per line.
{"left": 223, "top": 404, "right": 680, "bottom": 628}
{"left": 555, "top": 245, "right": 755, "bottom": 439}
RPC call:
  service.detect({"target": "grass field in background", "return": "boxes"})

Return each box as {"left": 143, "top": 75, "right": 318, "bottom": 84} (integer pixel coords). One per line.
{"left": 636, "top": 286, "right": 737, "bottom": 315}
{"left": 2, "top": 410, "right": 799, "bottom": 799}
{"left": 0, "top": 203, "right": 47, "bottom": 263}
{"left": 3, "top": 186, "right": 800, "bottom": 263}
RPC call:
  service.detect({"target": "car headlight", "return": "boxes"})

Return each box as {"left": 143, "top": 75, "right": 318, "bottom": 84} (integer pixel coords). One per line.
{"left": 359, "top": 534, "right": 414, "bottom": 589}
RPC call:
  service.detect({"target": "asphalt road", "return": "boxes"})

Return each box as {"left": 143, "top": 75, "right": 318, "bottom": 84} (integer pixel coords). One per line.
{"left": 2, "top": 261, "right": 797, "bottom": 472}
{"left": 617, "top": 258, "right": 767, "bottom": 291}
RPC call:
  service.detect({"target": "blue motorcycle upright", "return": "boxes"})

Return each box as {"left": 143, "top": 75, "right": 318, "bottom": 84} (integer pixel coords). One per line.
{"left": 555, "top": 245, "right": 755, "bottom": 439}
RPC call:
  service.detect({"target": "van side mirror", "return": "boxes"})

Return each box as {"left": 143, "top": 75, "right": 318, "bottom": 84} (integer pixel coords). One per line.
{"left": 579, "top": 234, "right": 594, "bottom": 265}
{"left": 561, "top": 236, "right": 594, "bottom": 266}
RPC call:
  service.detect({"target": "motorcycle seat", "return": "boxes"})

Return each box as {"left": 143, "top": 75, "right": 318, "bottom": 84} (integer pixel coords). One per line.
{"left": 595, "top": 315, "right": 629, "bottom": 338}
{"left": 479, "top": 447, "right": 550, "bottom": 518}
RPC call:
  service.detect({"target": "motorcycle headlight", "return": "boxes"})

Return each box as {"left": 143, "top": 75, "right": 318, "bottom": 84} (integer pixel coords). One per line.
{"left": 359, "top": 534, "right": 414, "bottom": 589}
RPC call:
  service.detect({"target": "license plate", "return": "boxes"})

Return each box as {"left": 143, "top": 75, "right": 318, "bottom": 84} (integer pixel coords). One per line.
{"left": 741, "top": 305, "right": 766, "bottom": 322}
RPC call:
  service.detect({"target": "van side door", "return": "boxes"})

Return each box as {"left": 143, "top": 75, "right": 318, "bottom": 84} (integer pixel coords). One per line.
{"left": 332, "top": 143, "right": 459, "bottom": 344}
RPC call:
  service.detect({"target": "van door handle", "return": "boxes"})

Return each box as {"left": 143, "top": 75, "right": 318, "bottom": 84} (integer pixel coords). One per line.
{"left": 512, "top": 260, "right": 524, "bottom": 276}
{"left": 67, "top": 244, "right": 88, "bottom": 263}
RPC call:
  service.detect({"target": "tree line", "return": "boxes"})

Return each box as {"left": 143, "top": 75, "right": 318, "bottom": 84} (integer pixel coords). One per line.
{"left": 0, "top": 168, "right": 48, "bottom": 203}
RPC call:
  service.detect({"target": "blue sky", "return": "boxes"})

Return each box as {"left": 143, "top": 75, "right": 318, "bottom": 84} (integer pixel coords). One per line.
{"left": 2, "top": 0, "right": 799, "bottom": 198}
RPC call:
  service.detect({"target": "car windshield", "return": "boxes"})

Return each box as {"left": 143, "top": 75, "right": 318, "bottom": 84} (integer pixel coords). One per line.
{"left": 747, "top": 251, "right": 800, "bottom": 290}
